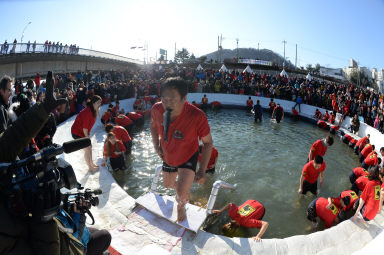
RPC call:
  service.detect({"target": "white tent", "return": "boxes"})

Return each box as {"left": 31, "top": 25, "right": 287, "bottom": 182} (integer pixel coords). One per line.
{"left": 306, "top": 73, "right": 312, "bottom": 81}
{"left": 196, "top": 64, "right": 203, "bottom": 71}
{"left": 158, "top": 65, "right": 163, "bottom": 70}
{"left": 243, "top": 65, "right": 254, "bottom": 73}
{"left": 219, "top": 64, "right": 228, "bottom": 72}
{"left": 280, "top": 69, "right": 288, "bottom": 78}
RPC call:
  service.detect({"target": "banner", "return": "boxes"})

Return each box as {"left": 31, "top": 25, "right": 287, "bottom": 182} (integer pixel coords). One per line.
{"left": 238, "top": 59, "right": 272, "bottom": 66}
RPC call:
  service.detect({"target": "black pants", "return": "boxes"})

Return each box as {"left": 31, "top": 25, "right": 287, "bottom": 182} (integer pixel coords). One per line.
{"left": 87, "top": 227, "right": 111, "bottom": 255}
{"left": 123, "top": 141, "right": 132, "bottom": 155}
{"left": 349, "top": 171, "right": 357, "bottom": 184}
{"left": 254, "top": 114, "right": 262, "bottom": 122}
{"left": 110, "top": 155, "right": 125, "bottom": 170}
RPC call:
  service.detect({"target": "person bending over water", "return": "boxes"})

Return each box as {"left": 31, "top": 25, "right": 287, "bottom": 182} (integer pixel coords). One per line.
{"left": 213, "top": 199, "right": 269, "bottom": 241}
{"left": 150, "top": 77, "right": 213, "bottom": 222}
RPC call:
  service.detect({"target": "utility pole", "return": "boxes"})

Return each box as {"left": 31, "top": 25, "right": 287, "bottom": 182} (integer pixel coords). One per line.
{"left": 220, "top": 34, "right": 222, "bottom": 63}
{"left": 174, "top": 42, "right": 176, "bottom": 62}
{"left": 282, "top": 40, "right": 287, "bottom": 68}
{"left": 236, "top": 38, "right": 239, "bottom": 60}
{"left": 295, "top": 44, "right": 297, "bottom": 68}
{"left": 217, "top": 36, "right": 220, "bottom": 63}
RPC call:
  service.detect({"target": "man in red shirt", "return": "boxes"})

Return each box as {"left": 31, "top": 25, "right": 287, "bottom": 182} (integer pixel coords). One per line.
{"left": 307, "top": 197, "right": 344, "bottom": 228}
{"left": 105, "top": 123, "right": 132, "bottom": 155}
{"left": 151, "top": 77, "right": 213, "bottom": 222}
{"left": 307, "top": 136, "right": 334, "bottom": 162}
{"left": 268, "top": 98, "right": 276, "bottom": 115}
{"left": 362, "top": 151, "right": 380, "bottom": 169}
{"left": 115, "top": 114, "right": 133, "bottom": 134}
{"left": 212, "top": 200, "right": 269, "bottom": 241}
{"left": 299, "top": 156, "right": 326, "bottom": 196}
{"left": 359, "top": 144, "right": 374, "bottom": 163}
{"left": 246, "top": 97, "right": 253, "bottom": 112}
{"left": 322, "top": 110, "right": 330, "bottom": 121}
{"left": 198, "top": 145, "right": 218, "bottom": 174}
{"left": 292, "top": 107, "right": 299, "bottom": 120}
{"left": 349, "top": 167, "right": 368, "bottom": 184}
{"left": 354, "top": 134, "right": 370, "bottom": 155}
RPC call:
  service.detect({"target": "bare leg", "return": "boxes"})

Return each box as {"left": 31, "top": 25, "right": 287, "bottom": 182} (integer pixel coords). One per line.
{"left": 84, "top": 146, "right": 98, "bottom": 172}
{"left": 175, "top": 168, "right": 195, "bottom": 222}
{"left": 162, "top": 171, "right": 178, "bottom": 189}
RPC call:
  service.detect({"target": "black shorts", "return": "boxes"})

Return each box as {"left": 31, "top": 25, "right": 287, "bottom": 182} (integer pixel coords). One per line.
{"left": 71, "top": 134, "right": 82, "bottom": 139}
{"left": 123, "top": 141, "right": 132, "bottom": 154}
{"left": 206, "top": 167, "right": 215, "bottom": 174}
{"left": 307, "top": 198, "right": 318, "bottom": 223}
{"left": 162, "top": 151, "right": 199, "bottom": 173}
{"left": 301, "top": 180, "right": 317, "bottom": 195}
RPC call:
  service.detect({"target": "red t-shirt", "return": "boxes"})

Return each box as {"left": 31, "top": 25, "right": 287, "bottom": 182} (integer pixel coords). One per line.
{"left": 356, "top": 136, "right": 368, "bottom": 148}
{"left": 355, "top": 176, "right": 369, "bottom": 191}
{"left": 71, "top": 107, "right": 96, "bottom": 137}
{"left": 115, "top": 114, "right": 133, "bottom": 127}
{"left": 102, "top": 111, "right": 112, "bottom": 123}
{"left": 198, "top": 147, "right": 218, "bottom": 170}
{"left": 330, "top": 114, "right": 336, "bottom": 124}
{"left": 317, "top": 121, "right": 327, "bottom": 128}
{"left": 353, "top": 167, "right": 368, "bottom": 178}
{"left": 151, "top": 102, "right": 210, "bottom": 166}
{"left": 212, "top": 101, "right": 221, "bottom": 107}
{"left": 246, "top": 99, "right": 253, "bottom": 107}
{"left": 103, "top": 140, "right": 126, "bottom": 158}
{"left": 316, "top": 197, "right": 340, "bottom": 228}
{"left": 127, "top": 112, "right": 143, "bottom": 121}
{"left": 111, "top": 105, "right": 119, "bottom": 115}
{"left": 113, "top": 125, "right": 131, "bottom": 143}
{"left": 228, "top": 200, "right": 264, "bottom": 228}
{"left": 323, "top": 112, "right": 330, "bottom": 121}
{"left": 302, "top": 160, "right": 326, "bottom": 184}
{"left": 269, "top": 102, "right": 276, "bottom": 110}
{"left": 202, "top": 97, "right": 208, "bottom": 104}
{"left": 360, "top": 180, "right": 381, "bottom": 220}
{"left": 364, "top": 152, "right": 378, "bottom": 166}
{"left": 340, "top": 190, "right": 359, "bottom": 211}
{"left": 308, "top": 139, "right": 327, "bottom": 160}
{"left": 292, "top": 108, "right": 299, "bottom": 116}
{"left": 361, "top": 144, "right": 373, "bottom": 158}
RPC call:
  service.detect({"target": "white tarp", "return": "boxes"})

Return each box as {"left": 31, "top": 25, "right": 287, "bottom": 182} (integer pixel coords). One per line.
{"left": 196, "top": 64, "right": 203, "bottom": 71}
{"left": 243, "top": 65, "right": 254, "bottom": 73}
{"left": 306, "top": 73, "right": 312, "bottom": 81}
{"left": 219, "top": 64, "right": 228, "bottom": 72}
{"left": 280, "top": 69, "right": 288, "bottom": 77}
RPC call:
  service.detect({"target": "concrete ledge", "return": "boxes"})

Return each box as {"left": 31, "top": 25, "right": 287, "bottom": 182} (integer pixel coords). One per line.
{"left": 53, "top": 93, "right": 384, "bottom": 254}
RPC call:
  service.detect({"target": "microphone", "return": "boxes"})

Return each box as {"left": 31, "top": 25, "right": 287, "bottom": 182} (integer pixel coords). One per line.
{"left": 92, "top": 189, "right": 103, "bottom": 195}
{"left": 63, "top": 138, "right": 91, "bottom": 154}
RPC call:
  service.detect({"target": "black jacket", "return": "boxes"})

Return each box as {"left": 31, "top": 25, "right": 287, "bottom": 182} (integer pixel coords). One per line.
{"left": 0, "top": 95, "right": 9, "bottom": 134}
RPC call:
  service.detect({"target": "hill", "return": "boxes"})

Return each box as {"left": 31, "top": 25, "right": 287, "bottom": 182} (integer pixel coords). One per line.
{"left": 202, "top": 48, "right": 295, "bottom": 68}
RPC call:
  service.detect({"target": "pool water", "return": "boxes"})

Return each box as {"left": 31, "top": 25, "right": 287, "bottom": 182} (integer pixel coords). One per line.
{"left": 113, "top": 109, "right": 360, "bottom": 239}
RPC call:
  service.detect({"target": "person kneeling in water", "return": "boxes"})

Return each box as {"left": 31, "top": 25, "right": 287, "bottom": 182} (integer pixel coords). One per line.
{"left": 272, "top": 104, "right": 284, "bottom": 123}
{"left": 102, "top": 132, "right": 126, "bottom": 171}
{"left": 307, "top": 196, "right": 349, "bottom": 228}
{"left": 213, "top": 200, "right": 269, "bottom": 241}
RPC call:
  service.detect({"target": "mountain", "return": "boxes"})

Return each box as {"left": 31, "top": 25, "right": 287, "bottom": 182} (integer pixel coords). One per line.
{"left": 202, "top": 48, "right": 295, "bottom": 68}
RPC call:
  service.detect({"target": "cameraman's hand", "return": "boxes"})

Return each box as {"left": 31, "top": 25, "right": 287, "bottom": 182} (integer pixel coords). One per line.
{"left": 43, "top": 71, "right": 67, "bottom": 113}
{"left": 73, "top": 198, "right": 86, "bottom": 213}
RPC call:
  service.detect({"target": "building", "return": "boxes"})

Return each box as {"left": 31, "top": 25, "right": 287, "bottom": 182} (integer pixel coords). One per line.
{"left": 372, "top": 68, "right": 384, "bottom": 93}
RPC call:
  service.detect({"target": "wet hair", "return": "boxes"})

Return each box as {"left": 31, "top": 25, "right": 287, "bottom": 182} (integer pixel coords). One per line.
{"left": 372, "top": 145, "right": 375, "bottom": 150}
{"left": 161, "top": 77, "right": 188, "bottom": 99}
{"left": 326, "top": 136, "right": 334, "bottom": 146}
{"left": 257, "top": 100, "right": 260, "bottom": 104}
{"left": 366, "top": 138, "right": 370, "bottom": 144}
{"left": 108, "top": 103, "right": 113, "bottom": 108}
{"left": 342, "top": 196, "right": 351, "bottom": 206}
{"left": 314, "top": 155, "right": 323, "bottom": 165}
{"left": 367, "top": 165, "right": 380, "bottom": 181}
{"left": 87, "top": 95, "right": 102, "bottom": 117}
{"left": 0, "top": 75, "right": 12, "bottom": 91}
{"left": 105, "top": 123, "right": 114, "bottom": 133}
{"left": 380, "top": 147, "right": 384, "bottom": 152}
{"left": 222, "top": 220, "right": 240, "bottom": 237}
{"left": 378, "top": 158, "right": 382, "bottom": 165}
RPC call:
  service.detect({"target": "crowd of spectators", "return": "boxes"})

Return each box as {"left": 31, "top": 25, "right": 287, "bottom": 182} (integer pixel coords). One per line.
{"left": 0, "top": 39, "right": 79, "bottom": 54}
{"left": 10, "top": 66, "right": 384, "bottom": 134}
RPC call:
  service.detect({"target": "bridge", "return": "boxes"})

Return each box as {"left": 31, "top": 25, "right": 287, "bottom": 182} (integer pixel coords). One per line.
{"left": 0, "top": 43, "right": 143, "bottom": 78}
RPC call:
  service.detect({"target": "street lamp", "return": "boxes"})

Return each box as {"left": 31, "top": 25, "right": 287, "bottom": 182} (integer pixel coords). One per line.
{"left": 21, "top": 21, "right": 32, "bottom": 44}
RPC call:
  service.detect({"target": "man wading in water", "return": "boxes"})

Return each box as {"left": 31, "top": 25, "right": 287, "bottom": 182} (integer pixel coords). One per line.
{"left": 150, "top": 77, "right": 213, "bottom": 222}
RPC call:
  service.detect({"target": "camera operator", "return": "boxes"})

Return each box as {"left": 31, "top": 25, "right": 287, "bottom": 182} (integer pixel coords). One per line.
{"left": 0, "top": 75, "right": 13, "bottom": 133}
{"left": 0, "top": 72, "right": 84, "bottom": 254}
{"left": 56, "top": 194, "right": 111, "bottom": 255}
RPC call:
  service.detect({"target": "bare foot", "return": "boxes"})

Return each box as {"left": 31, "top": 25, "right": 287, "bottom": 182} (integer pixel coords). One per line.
{"left": 177, "top": 205, "right": 186, "bottom": 223}
{"left": 88, "top": 166, "right": 99, "bottom": 173}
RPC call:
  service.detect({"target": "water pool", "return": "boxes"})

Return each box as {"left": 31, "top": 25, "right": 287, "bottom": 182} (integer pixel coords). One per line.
{"left": 113, "top": 108, "right": 360, "bottom": 239}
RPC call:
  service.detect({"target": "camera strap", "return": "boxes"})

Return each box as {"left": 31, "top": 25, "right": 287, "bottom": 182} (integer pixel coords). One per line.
{"left": 86, "top": 208, "right": 95, "bottom": 225}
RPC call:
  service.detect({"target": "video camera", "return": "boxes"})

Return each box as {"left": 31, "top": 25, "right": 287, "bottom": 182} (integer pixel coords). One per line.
{"left": 62, "top": 187, "right": 102, "bottom": 225}
{"left": 0, "top": 138, "right": 91, "bottom": 222}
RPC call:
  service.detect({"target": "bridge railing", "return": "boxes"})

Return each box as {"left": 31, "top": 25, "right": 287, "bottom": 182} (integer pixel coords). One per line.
{"left": 0, "top": 43, "right": 143, "bottom": 65}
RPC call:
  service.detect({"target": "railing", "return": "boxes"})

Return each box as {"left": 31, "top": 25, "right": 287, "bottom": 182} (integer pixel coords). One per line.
{"left": 0, "top": 43, "right": 143, "bottom": 65}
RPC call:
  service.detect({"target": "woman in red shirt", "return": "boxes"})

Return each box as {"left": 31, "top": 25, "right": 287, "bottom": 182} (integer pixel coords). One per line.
{"left": 354, "top": 166, "right": 383, "bottom": 221}
{"left": 213, "top": 200, "right": 269, "bottom": 241}
{"left": 71, "top": 95, "right": 102, "bottom": 172}
{"left": 101, "top": 132, "right": 126, "bottom": 171}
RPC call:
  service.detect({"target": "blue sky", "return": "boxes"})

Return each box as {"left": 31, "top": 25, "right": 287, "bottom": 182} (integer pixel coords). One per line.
{"left": 1, "top": 0, "right": 383, "bottom": 69}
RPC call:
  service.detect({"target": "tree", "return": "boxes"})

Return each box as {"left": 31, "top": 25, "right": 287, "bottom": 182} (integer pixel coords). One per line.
{"left": 306, "top": 64, "right": 314, "bottom": 73}
{"left": 174, "top": 48, "right": 190, "bottom": 63}
{"left": 349, "top": 69, "right": 372, "bottom": 87}
{"left": 315, "top": 63, "right": 321, "bottom": 73}
{"left": 190, "top": 53, "right": 195, "bottom": 59}
{"left": 158, "top": 55, "right": 164, "bottom": 61}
